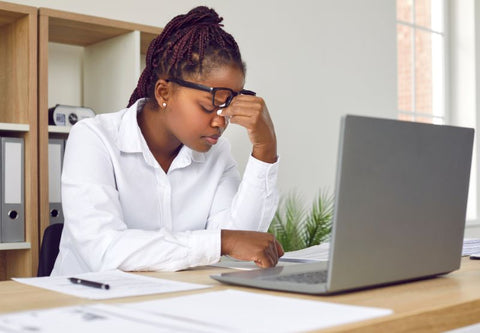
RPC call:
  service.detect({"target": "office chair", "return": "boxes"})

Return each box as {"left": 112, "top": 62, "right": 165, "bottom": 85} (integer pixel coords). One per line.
{"left": 37, "top": 223, "right": 63, "bottom": 277}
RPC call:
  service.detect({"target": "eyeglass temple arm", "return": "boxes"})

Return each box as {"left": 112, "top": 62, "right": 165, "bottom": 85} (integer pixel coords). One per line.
{"left": 240, "top": 89, "right": 256, "bottom": 96}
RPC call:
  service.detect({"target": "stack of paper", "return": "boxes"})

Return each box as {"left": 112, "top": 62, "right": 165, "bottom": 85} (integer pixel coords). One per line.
{"left": 462, "top": 238, "right": 480, "bottom": 256}
{"left": 0, "top": 290, "right": 392, "bottom": 332}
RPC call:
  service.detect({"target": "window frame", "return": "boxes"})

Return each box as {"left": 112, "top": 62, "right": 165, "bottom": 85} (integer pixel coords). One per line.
{"left": 396, "top": 0, "right": 448, "bottom": 125}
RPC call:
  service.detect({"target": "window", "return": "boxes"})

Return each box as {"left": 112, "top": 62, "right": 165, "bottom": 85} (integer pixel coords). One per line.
{"left": 397, "top": 1, "right": 478, "bottom": 224}
{"left": 396, "top": 0, "right": 445, "bottom": 124}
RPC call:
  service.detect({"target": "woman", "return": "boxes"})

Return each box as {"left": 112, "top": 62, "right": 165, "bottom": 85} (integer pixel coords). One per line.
{"left": 51, "top": 6, "right": 283, "bottom": 275}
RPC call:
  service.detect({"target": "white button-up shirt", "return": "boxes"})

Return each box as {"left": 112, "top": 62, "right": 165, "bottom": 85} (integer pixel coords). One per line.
{"left": 51, "top": 99, "right": 279, "bottom": 275}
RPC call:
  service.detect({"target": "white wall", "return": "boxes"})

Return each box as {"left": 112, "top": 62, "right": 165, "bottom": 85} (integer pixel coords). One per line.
{"left": 448, "top": 0, "right": 480, "bottom": 237}
{"left": 10, "top": 0, "right": 398, "bottom": 203}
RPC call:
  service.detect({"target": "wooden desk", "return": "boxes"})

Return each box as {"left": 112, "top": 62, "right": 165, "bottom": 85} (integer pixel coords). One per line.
{"left": 0, "top": 258, "right": 479, "bottom": 332}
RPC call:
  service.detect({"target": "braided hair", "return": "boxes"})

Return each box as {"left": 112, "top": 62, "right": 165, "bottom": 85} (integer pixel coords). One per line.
{"left": 128, "top": 6, "right": 245, "bottom": 107}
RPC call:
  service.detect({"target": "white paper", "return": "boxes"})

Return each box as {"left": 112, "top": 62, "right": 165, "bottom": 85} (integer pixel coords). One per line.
{"left": 0, "top": 290, "right": 392, "bottom": 332}
{"left": 445, "top": 322, "right": 480, "bottom": 333}
{"left": 13, "top": 270, "right": 209, "bottom": 300}
{"left": 462, "top": 238, "right": 480, "bottom": 256}
{"left": 281, "top": 242, "right": 330, "bottom": 261}
{"left": 0, "top": 303, "right": 209, "bottom": 333}
{"left": 126, "top": 289, "right": 393, "bottom": 333}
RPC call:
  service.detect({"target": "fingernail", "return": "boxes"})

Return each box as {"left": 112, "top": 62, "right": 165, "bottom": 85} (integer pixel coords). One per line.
{"left": 217, "top": 109, "right": 223, "bottom": 116}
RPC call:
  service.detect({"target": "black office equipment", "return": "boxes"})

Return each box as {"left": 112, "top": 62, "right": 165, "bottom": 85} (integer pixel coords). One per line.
{"left": 37, "top": 223, "right": 64, "bottom": 277}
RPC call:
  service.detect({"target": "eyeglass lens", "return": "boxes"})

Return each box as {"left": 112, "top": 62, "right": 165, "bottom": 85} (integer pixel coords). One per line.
{"left": 213, "top": 89, "right": 233, "bottom": 107}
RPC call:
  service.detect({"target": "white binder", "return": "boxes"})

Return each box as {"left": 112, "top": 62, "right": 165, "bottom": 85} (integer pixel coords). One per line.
{"left": 48, "top": 138, "right": 65, "bottom": 224}
{"left": 1, "top": 137, "right": 25, "bottom": 242}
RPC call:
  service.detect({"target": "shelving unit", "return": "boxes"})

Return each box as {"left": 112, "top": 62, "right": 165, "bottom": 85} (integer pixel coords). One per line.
{"left": 0, "top": 3, "right": 161, "bottom": 279}
{"left": 0, "top": 1, "right": 38, "bottom": 280}
{"left": 38, "top": 8, "right": 161, "bottom": 245}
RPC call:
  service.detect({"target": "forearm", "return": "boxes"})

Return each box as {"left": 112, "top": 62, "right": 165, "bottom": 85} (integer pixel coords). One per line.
{"left": 61, "top": 180, "right": 222, "bottom": 272}
{"left": 252, "top": 140, "right": 277, "bottom": 164}
{"left": 207, "top": 155, "right": 279, "bottom": 231}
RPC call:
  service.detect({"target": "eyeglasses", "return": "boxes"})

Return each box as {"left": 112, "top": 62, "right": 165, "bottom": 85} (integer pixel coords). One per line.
{"left": 167, "top": 77, "right": 256, "bottom": 112}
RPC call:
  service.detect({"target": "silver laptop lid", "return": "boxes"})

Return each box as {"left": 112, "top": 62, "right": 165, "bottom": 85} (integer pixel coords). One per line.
{"left": 327, "top": 115, "right": 474, "bottom": 292}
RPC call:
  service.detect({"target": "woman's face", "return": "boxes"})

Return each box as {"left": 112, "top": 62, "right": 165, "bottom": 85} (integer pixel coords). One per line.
{"left": 165, "top": 65, "right": 245, "bottom": 152}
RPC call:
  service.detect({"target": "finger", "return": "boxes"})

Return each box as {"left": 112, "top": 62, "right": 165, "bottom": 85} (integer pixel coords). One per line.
{"left": 224, "top": 114, "right": 255, "bottom": 128}
{"left": 269, "top": 243, "right": 280, "bottom": 266}
{"left": 275, "top": 240, "right": 285, "bottom": 257}
{"left": 254, "top": 258, "right": 269, "bottom": 268}
{"left": 221, "top": 98, "right": 263, "bottom": 118}
{"left": 264, "top": 242, "right": 278, "bottom": 267}
{"left": 269, "top": 239, "right": 279, "bottom": 262}
{"left": 254, "top": 251, "right": 275, "bottom": 268}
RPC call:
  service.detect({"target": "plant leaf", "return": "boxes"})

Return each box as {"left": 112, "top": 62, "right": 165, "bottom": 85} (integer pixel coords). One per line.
{"left": 269, "top": 192, "right": 305, "bottom": 251}
{"left": 304, "top": 190, "right": 334, "bottom": 247}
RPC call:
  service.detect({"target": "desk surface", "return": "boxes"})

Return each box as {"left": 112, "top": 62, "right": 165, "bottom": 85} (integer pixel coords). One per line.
{"left": 0, "top": 258, "right": 479, "bottom": 332}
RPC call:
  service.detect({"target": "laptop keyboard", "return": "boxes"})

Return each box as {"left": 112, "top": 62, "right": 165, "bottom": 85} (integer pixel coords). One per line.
{"left": 261, "top": 270, "right": 328, "bottom": 284}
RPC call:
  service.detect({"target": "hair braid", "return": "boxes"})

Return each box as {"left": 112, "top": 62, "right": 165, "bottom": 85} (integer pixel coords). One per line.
{"left": 127, "top": 6, "right": 245, "bottom": 107}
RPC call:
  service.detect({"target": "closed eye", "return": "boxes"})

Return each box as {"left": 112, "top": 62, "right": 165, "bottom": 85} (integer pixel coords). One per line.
{"left": 200, "top": 104, "right": 215, "bottom": 114}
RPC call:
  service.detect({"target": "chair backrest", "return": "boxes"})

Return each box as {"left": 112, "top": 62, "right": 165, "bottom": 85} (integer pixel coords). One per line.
{"left": 37, "top": 223, "right": 63, "bottom": 277}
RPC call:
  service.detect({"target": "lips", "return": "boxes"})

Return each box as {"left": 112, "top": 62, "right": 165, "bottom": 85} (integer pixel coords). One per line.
{"left": 204, "top": 134, "right": 220, "bottom": 145}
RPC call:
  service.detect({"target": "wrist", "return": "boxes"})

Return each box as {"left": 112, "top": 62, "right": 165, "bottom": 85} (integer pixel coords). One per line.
{"left": 220, "top": 229, "right": 232, "bottom": 255}
{"left": 252, "top": 144, "right": 277, "bottom": 164}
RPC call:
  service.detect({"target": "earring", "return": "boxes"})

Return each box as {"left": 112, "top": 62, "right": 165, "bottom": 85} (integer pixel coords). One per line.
{"left": 162, "top": 102, "right": 167, "bottom": 108}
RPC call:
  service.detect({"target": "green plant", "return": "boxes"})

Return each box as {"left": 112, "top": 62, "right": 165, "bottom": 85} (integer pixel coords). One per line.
{"left": 268, "top": 190, "right": 334, "bottom": 252}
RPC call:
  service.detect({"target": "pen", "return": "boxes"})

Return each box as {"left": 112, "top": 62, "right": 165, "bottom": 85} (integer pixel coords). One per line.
{"left": 68, "top": 277, "right": 110, "bottom": 290}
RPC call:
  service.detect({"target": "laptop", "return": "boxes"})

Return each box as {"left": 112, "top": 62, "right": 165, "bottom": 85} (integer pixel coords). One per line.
{"left": 211, "top": 115, "right": 475, "bottom": 295}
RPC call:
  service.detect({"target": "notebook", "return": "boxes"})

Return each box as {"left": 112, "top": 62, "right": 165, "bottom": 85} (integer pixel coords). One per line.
{"left": 211, "top": 115, "right": 474, "bottom": 295}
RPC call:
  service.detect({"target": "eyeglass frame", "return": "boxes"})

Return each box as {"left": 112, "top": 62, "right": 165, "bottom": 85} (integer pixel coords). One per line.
{"left": 166, "top": 77, "right": 256, "bottom": 112}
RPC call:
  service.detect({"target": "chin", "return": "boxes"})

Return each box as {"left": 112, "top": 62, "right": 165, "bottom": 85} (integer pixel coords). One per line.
{"left": 187, "top": 143, "right": 213, "bottom": 153}
{"left": 197, "top": 145, "right": 213, "bottom": 153}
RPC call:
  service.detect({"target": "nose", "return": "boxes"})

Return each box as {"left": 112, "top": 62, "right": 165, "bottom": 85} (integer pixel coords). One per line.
{"left": 211, "top": 112, "right": 228, "bottom": 129}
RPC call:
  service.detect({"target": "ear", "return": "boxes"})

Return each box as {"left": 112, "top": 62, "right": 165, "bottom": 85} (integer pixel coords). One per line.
{"left": 154, "top": 79, "right": 170, "bottom": 106}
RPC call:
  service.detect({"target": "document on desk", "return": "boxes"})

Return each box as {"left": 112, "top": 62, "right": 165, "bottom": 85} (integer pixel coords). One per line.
{"left": 0, "top": 303, "right": 210, "bottom": 333}
{"left": 0, "top": 290, "right": 392, "bottom": 332}
{"left": 12, "top": 270, "right": 209, "bottom": 300}
{"left": 124, "top": 289, "right": 393, "bottom": 332}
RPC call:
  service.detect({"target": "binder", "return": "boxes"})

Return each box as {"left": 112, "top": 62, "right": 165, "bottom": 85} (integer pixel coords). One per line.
{"left": 1, "top": 137, "right": 25, "bottom": 242}
{"left": 48, "top": 138, "right": 65, "bottom": 224}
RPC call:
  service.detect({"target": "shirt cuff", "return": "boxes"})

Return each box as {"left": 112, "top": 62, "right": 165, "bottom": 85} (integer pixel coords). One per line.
{"left": 187, "top": 229, "right": 222, "bottom": 267}
{"left": 242, "top": 155, "right": 279, "bottom": 196}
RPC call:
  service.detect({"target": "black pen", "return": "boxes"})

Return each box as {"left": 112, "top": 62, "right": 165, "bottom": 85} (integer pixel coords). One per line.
{"left": 68, "top": 277, "right": 110, "bottom": 290}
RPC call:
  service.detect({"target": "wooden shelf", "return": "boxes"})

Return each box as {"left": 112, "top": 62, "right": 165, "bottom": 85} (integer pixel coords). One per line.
{"left": 0, "top": 0, "right": 38, "bottom": 280}
{"left": 40, "top": 8, "right": 160, "bottom": 54}
{"left": 48, "top": 125, "right": 70, "bottom": 134}
{"left": 0, "top": 123, "right": 29, "bottom": 132}
{"left": 0, "top": 242, "right": 31, "bottom": 251}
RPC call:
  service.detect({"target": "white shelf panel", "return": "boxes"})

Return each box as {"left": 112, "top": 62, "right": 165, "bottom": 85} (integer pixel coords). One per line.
{"left": 0, "top": 242, "right": 31, "bottom": 250}
{"left": 48, "top": 125, "right": 70, "bottom": 134}
{"left": 0, "top": 123, "right": 30, "bottom": 132}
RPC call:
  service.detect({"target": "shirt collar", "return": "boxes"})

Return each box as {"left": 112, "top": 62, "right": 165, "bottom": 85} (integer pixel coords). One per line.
{"left": 117, "top": 98, "right": 206, "bottom": 168}
{"left": 117, "top": 99, "right": 145, "bottom": 153}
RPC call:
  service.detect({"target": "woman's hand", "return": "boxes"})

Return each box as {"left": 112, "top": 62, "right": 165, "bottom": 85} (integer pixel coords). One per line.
{"left": 221, "top": 229, "right": 284, "bottom": 268}
{"left": 219, "top": 95, "right": 277, "bottom": 163}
